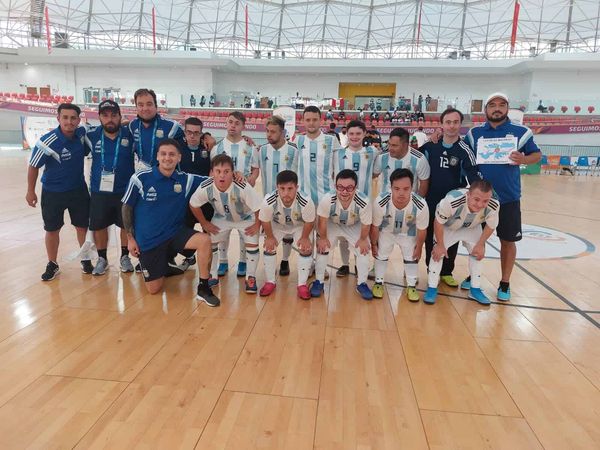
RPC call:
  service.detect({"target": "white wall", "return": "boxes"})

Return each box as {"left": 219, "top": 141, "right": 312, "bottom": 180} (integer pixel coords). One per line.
{"left": 0, "top": 63, "right": 76, "bottom": 95}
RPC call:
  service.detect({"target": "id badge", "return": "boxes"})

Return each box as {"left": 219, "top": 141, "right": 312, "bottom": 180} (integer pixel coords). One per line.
{"left": 100, "top": 171, "right": 116, "bottom": 192}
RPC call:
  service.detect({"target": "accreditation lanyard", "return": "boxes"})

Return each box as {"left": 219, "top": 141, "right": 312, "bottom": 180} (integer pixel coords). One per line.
{"left": 138, "top": 119, "right": 158, "bottom": 164}
{"left": 100, "top": 130, "right": 121, "bottom": 173}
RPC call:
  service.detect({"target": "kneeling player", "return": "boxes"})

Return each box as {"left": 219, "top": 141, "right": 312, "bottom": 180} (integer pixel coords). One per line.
{"left": 424, "top": 180, "right": 499, "bottom": 305}
{"left": 370, "top": 169, "right": 428, "bottom": 301}
{"left": 313, "top": 169, "right": 373, "bottom": 300}
{"left": 259, "top": 170, "right": 315, "bottom": 299}
{"left": 189, "top": 154, "right": 263, "bottom": 293}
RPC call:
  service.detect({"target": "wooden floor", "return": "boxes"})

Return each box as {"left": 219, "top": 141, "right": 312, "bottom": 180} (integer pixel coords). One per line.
{"left": 1, "top": 150, "right": 600, "bottom": 449}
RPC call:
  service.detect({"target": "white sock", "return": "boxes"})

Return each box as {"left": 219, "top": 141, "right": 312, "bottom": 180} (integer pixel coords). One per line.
{"left": 239, "top": 234, "right": 246, "bottom": 263}
{"left": 374, "top": 257, "right": 387, "bottom": 284}
{"left": 210, "top": 246, "right": 219, "bottom": 278}
{"left": 468, "top": 256, "right": 482, "bottom": 288}
{"left": 355, "top": 253, "right": 370, "bottom": 284}
{"left": 428, "top": 257, "right": 443, "bottom": 288}
{"left": 218, "top": 241, "right": 228, "bottom": 264}
{"left": 263, "top": 252, "right": 277, "bottom": 283}
{"left": 246, "top": 247, "right": 259, "bottom": 278}
{"left": 404, "top": 260, "right": 418, "bottom": 287}
{"left": 339, "top": 238, "right": 350, "bottom": 266}
{"left": 315, "top": 252, "right": 328, "bottom": 282}
{"left": 298, "top": 254, "right": 312, "bottom": 286}
{"left": 282, "top": 238, "right": 293, "bottom": 261}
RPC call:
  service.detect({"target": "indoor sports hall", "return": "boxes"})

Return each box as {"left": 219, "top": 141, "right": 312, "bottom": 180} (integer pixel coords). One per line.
{"left": 0, "top": 1, "right": 599, "bottom": 448}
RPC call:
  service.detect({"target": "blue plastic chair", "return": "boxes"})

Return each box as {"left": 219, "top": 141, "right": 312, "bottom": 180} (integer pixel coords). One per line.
{"left": 576, "top": 156, "right": 591, "bottom": 175}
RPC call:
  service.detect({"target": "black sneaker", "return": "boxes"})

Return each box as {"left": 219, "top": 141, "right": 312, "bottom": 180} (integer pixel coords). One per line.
{"left": 336, "top": 265, "right": 350, "bottom": 277}
{"left": 81, "top": 259, "right": 94, "bottom": 274}
{"left": 196, "top": 284, "right": 221, "bottom": 307}
{"left": 41, "top": 261, "right": 59, "bottom": 281}
{"left": 134, "top": 263, "right": 142, "bottom": 273}
{"left": 279, "top": 260, "right": 290, "bottom": 276}
{"left": 166, "top": 261, "right": 185, "bottom": 277}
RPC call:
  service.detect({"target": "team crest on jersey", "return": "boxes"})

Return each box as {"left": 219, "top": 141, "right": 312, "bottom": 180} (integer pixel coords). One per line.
{"left": 406, "top": 214, "right": 414, "bottom": 221}
{"left": 293, "top": 212, "right": 300, "bottom": 220}
{"left": 449, "top": 156, "right": 459, "bottom": 167}
{"left": 156, "top": 129, "right": 164, "bottom": 138}
{"left": 322, "top": 144, "right": 327, "bottom": 150}
{"left": 364, "top": 153, "right": 370, "bottom": 160}
{"left": 121, "top": 138, "right": 129, "bottom": 146}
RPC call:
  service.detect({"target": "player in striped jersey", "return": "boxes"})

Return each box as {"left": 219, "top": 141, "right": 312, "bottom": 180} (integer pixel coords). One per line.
{"left": 292, "top": 106, "right": 339, "bottom": 206}
{"left": 373, "top": 127, "right": 430, "bottom": 196}
{"left": 252, "top": 116, "right": 299, "bottom": 276}
{"left": 211, "top": 111, "right": 259, "bottom": 278}
{"left": 332, "top": 119, "right": 379, "bottom": 277}
{"left": 189, "top": 154, "right": 263, "bottom": 294}
{"left": 424, "top": 180, "right": 500, "bottom": 305}
{"left": 370, "top": 169, "right": 429, "bottom": 301}
{"left": 258, "top": 171, "right": 316, "bottom": 299}
{"left": 312, "top": 170, "right": 374, "bottom": 300}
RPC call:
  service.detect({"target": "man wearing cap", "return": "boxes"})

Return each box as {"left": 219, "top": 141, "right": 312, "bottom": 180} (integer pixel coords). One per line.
{"left": 128, "top": 88, "right": 184, "bottom": 168}
{"left": 465, "top": 92, "right": 541, "bottom": 301}
{"left": 26, "top": 103, "right": 94, "bottom": 281}
{"left": 85, "top": 100, "right": 136, "bottom": 275}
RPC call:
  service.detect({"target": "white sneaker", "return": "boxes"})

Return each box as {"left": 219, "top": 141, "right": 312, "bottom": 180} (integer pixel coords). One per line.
{"left": 120, "top": 255, "right": 134, "bottom": 273}
{"left": 92, "top": 257, "right": 108, "bottom": 276}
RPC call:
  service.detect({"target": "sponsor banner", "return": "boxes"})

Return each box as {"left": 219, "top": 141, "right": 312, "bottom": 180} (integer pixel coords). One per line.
{"left": 21, "top": 116, "right": 58, "bottom": 149}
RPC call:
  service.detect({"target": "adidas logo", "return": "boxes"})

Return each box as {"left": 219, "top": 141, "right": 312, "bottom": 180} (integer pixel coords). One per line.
{"left": 61, "top": 148, "right": 69, "bottom": 155}
{"left": 148, "top": 187, "right": 157, "bottom": 193}
{"left": 515, "top": 232, "right": 522, "bottom": 237}
{"left": 442, "top": 150, "right": 447, "bottom": 155}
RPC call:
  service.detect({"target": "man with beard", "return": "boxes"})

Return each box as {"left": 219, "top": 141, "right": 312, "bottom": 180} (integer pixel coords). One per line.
{"left": 128, "top": 88, "right": 184, "bottom": 168}
{"left": 85, "top": 100, "right": 136, "bottom": 275}
{"left": 465, "top": 93, "right": 541, "bottom": 301}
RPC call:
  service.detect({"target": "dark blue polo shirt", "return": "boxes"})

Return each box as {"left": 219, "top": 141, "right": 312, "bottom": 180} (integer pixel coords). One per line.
{"left": 128, "top": 114, "right": 184, "bottom": 167}
{"left": 86, "top": 126, "right": 135, "bottom": 194}
{"left": 29, "top": 126, "right": 88, "bottom": 192}
{"left": 121, "top": 167, "right": 205, "bottom": 251}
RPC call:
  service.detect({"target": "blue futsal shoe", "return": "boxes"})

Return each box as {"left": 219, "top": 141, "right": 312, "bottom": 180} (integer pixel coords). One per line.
{"left": 423, "top": 287, "right": 438, "bottom": 305}
{"left": 356, "top": 282, "right": 373, "bottom": 300}
{"left": 310, "top": 280, "right": 324, "bottom": 298}
{"left": 469, "top": 287, "right": 491, "bottom": 305}
{"left": 460, "top": 277, "right": 471, "bottom": 290}
{"left": 236, "top": 261, "right": 247, "bottom": 277}
{"left": 497, "top": 286, "right": 511, "bottom": 302}
{"left": 217, "top": 263, "right": 229, "bottom": 277}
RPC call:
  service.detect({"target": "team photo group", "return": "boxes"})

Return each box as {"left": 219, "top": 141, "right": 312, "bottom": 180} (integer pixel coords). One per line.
{"left": 26, "top": 88, "right": 542, "bottom": 308}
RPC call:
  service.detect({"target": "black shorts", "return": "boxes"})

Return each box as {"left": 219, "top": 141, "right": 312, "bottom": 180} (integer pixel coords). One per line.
{"left": 138, "top": 227, "right": 197, "bottom": 282}
{"left": 89, "top": 192, "right": 124, "bottom": 231}
{"left": 496, "top": 200, "right": 522, "bottom": 242}
{"left": 41, "top": 187, "right": 90, "bottom": 232}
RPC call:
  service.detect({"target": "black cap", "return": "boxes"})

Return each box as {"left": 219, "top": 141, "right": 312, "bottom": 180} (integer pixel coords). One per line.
{"left": 98, "top": 99, "right": 120, "bottom": 114}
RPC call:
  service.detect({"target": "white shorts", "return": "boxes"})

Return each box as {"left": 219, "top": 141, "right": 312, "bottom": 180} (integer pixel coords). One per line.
{"left": 271, "top": 222, "right": 305, "bottom": 244}
{"left": 324, "top": 222, "right": 362, "bottom": 254}
{"left": 377, "top": 231, "right": 416, "bottom": 261}
{"left": 211, "top": 217, "right": 260, "bottom": 246}
{"left": 437, "top": 226, "right": 482, "bottom": 253}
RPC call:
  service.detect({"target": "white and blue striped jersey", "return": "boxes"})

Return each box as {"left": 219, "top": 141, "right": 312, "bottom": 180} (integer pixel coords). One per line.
{"left": 252, "top": 142, "right": 299, "bottom": 194}
{"left": 317, "top": 191, "right": 372, "bottom": 227}
{"left": 189, "top": 178, "right": 262, "bottom": 222}
{"left": 373, "top": 149, "right": 430, "bottom": 193}
{"left": 259, "top": 189, "right": 315, "bottom": 227}
{"left": 435, "top": 188, "right": 499, "bottom": 231}
{"left": 372, "top": 192, "right": 429, "bottom": 237}
{"left": 292, "top": 133, "right": 339, "bottom": 205}
{"left": 211, "top": 137, "right": 254, "bottom": 177}
{"left": 332, "top": 146, "right": 379, "bottom": 197}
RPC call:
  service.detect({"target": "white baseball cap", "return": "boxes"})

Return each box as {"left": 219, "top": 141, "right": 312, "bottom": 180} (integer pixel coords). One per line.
{"left": 485, "top": 92, "right": 509, "bottom": 107}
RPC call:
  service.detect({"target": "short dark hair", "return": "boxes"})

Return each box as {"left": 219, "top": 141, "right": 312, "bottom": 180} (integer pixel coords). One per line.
{"left": 346, "top": 120, "right": 366, "bottom": 132}
{"left": 303, "top": 105, "right": 321, "bottom": 116}
{"left": 157, "top": 138, "right": 181, "bottom": 154}
{"left": 228, "top": 111, "right": 246, "bottom": 124}
{"left": 329, "top": 122, "right": 336, "bottom": 130}
{"left": 57, "top": 103, "right": 81, "bottom": 116}
{"left": 211, "top": 153, "right": 234, "bottom": 170}
{"left": 184, "top": 117, "right": 203, "bottom": 128}
{"left": 266, "top": 115, "right": 285, "bottom": 129}
{"left": 389, "top": 127, "right": 410, "bottom": 142}
{"left": 335, "top": 169, "right": 358, "bottom": 185}
{"left": 440, "top": 108, "right": 464, "bottom": 123}
{"left": 134, "top": 88, "right": 157, "bottom": 107}
{"left": 469, "top": 179, "right": 493, "bottom": 193}
{"left": 276, "top": 170, "right": 298, "bottom": 185}
{"left": 389, "top": 168, "right": 414, "bottom": 187}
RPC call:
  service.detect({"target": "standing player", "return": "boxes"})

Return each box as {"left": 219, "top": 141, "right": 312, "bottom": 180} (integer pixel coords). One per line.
{"left": 26, "top": 103, "right": 94, "bottom": 281}
{"left": 129, "top": 88, "right": 184, "bottom": 168}
{"left": 251, "top": 115, "right": 299, "bottom": 276}
{"left": 312, "top": 170, "right": 373, "bottom": 300}
{"left": 373, "top": 127, "right": 430, "bottom": 196}
{"left": 424, "top": 180, "right": 499, "bottom": 305}
{"left": 85, "top": 100, "right": 136, "bottom": 275}
{"left": 421, "top": 108, "right": 481, "bottom": 287}
{"left": 332, "top": 119, "right": 379, "bottom": 277}
{"left": 189, "top": 154, "right": 263, "bottom": 294}
{"left": 211, "top": 111, "right": 259, "bottom": 278}
{"left": 465, "top": 93, "right": 541, "bottom": 301}
{"left": 121, "top": 139, "right": 218, "bottom": 305}
{"left": 370, "top": 169, "right": 428, "bottom": 301}
{"left": 258, "top": 170, "right": 315, "bottom": 299}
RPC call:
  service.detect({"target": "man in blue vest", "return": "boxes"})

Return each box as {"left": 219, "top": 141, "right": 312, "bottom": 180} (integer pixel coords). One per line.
{"left": 465, "top": 93, "right": 542, "bottom": 301}
{"left": 26, "top": 103, "right": 93, "bottom": 281}
{"left": 86, "top": 100, "right": 136, "bottom": 275}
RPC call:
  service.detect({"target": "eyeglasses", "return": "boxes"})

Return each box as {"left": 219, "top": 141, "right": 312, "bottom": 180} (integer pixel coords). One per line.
{"left": 185, "top": 130, "right": 202, "bottom": 136}
{"left": 336, "top": 184, "right": 356, "bottom": 192}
